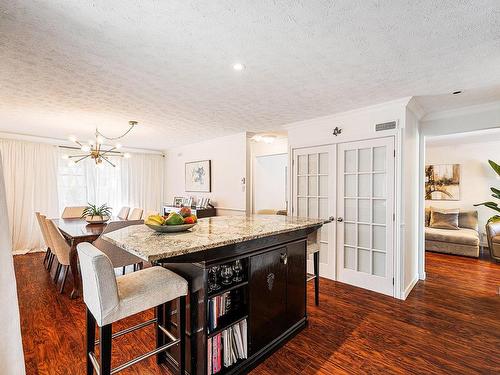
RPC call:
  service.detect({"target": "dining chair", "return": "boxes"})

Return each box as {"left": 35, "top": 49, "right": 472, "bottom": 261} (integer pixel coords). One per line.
{"left": 127, "top": 208, "right": 143, "bottom": 220}
{"left": 35, "top": 212, "right": 54, "bottom": 270}
{"left": 142, "top": 209, "right": 159, "bottom": 220}
{"left": 45, "top": 218, "right": 71, "bottom": 293}
{"left": 93, "top": 220, "right": 144, "bottom": 275}
{"left": 61, "top": 206, "right": 87, "bottom": 219}
{"left": 117, "top": 206, "right": 130, "bottom": 220}
{"left": 77, "top": 243, "right": 187, "bottom": 375}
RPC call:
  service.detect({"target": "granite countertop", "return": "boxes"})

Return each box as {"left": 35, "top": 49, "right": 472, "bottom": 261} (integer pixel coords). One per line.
{"left": 103, "top": 215, "right": 324, "bottom": 262}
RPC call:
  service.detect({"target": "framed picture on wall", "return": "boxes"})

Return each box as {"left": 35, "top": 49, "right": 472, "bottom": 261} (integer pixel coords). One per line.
{"left": 425, "top": 164, "right": 460, "bottom": 200}
{"left": 185, "top": 160, "right": 211, "bottom": 192}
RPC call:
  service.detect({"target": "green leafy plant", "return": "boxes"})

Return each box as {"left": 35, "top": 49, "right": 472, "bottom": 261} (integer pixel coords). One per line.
{"left": 474, "top": 160, "right": 500, "bottom": 223}
{"left": 81, "top": 203, "right": 112, "bottom": 219}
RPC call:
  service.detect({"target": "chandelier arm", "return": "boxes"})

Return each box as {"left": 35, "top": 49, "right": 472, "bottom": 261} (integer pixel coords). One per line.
{"left": 101, "top": 155, "right": 116, "bottom": 167}
{"left": 74, "top": 155, "right": 91, "bottom": 163}
{"left": 68, "top": 154, "right": 89, "bottom": 158}
{"left": 95, "top": 121, "right": 136, "bottom": 141}
{"left": 99, "top": 147, "right": 117, "bottom": 157}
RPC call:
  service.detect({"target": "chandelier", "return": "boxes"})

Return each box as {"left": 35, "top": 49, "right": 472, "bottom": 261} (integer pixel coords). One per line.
{"left": 62, "top": 121, "right": 138, "bottom": 167}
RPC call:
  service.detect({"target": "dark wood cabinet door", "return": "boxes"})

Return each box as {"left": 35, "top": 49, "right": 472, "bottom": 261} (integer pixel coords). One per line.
{"left": 286, "top": 240, "right": 306, "bottom": 328}
{"left": 249, "top": 247, "right": 288, "bottom": 354}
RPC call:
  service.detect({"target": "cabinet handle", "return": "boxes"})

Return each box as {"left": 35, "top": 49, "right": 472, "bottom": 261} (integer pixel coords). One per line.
{"left": 280, "top": 253, "right": 288, "bottom": 265}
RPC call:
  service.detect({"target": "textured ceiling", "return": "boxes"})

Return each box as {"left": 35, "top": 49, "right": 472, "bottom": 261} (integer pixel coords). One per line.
{"left": 1, "top": 1, "right": 500, "bottom": 150}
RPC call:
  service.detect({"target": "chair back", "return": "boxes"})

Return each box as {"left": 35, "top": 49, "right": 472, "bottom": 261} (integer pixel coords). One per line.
{"left": 61, "top": 206, "right": 87, "bottom": 219}
{"left": 142, "top": 210, "right": 159, "bottom": 220}
{"left": 117, "top": 206, "right": 130, "bottom": 220}
{"left": 128, "top": 208, "right": 143, "bottom": 220}
{"left": 77, "top": 242, "right": 119, "bottom": 326}
{"left": 93, "top": 220, "right": 143, "bottom": 268}
{"left": 45, "top": 219, "right": 71, "bottom": 265}
{"left": 35, "top": 212, "right": 52, "bottom": 249}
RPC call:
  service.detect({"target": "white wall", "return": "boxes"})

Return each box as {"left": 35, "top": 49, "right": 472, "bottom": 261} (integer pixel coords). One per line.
{"left": 249, "top": 137, "right": 288, "bottom": 213}
{"left": 253, "top": 154, "right": 288, "bottom": 212}
{"left": 164, "top": 132, "right": 248, "bottom": 215}
{"left": 402, "top": 105, "right": 420, "bottom": 297}
{"left": 425, "top": 140, "right": 500, "bottom": 233}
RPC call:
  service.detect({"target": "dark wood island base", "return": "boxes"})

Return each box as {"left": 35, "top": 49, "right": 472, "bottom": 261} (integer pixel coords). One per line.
{"left": 156, "top": 228, "right": 318, "bottom": 375}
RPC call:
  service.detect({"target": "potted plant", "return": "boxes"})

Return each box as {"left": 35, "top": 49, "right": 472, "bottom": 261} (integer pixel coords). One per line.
{"left": 474, "top": 160, "right": 500, "bottom": 223}
{"left": 81, "top": 203, "right": 112, "bottom": 224}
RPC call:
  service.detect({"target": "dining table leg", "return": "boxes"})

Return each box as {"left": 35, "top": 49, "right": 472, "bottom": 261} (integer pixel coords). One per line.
{"left": 69, "top": 240, "right": 81, "bottom": 299}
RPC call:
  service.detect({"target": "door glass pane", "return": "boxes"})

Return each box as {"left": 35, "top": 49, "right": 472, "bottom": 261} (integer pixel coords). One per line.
{"left": 344, "top": 150, "right": 356, "bottom": 172}
{"left": 319, "top": 176, "right": 328, "bottom": 196}
{"left": 358, "top": 148, "right": 371, "bottom": 172}
{"left": 319, "top": 198, "right": 328, "bottom": 221}
{"left": 358, "top": 199, "right": 370, "bottom": 222}
{"left": 358, "top": 249, "right": 370, "bottom": 273}
{"left": 319, "top": 153, "right": 328, "bottom": 174}
{"left": 344, "top": 223, "right": 356, "bottom": 246}
{"left": 345, "top": 199, "right": 356, "bottom": 221}
{"left": 373, "top": 146, "right": 386, "bottom": 171}
{"left": 308, "top": 176, "right": 318, "bottom": 196}
{"left": 373, "top": 200, "right": 386, "bottom": 224}
{"left": 345, "top": 174, "right": 356, "bottom": 197}
{"left": 308, "top": 198, "right": 318, "bottom": 218}
{"left": 373, "top": 173, "right": 386, "bottom": 198}
{"left": 298, "top": 155, "right": 308, "bottom": 174}
{"left": 308, "top": 154, "right": 318, "bottom": 174}
{"left": 373, "top": 225, "right": 386, "bottom": 250}
{"left": 298, "top": 176, "right": 307, "bottom": 196}
{"left": 344, "top": 247, "right": 356, "bottom": 270}
{"left": 373, "top": 251, "right": 386, "bottom": 277}
{"left": 358, "top": 224, "right": 370, "bottom": 248}
{"left": 320, "top": 242, "right": 328, "bottom": 263}
{"left": 298, "top": 198, "right": 307, "bottom": 217}
{"left": 358, "top": 174, "right": 370, "bottom": 197}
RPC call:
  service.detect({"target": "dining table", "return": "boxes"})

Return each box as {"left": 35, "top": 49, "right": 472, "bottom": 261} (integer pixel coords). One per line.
{"left": 52, "top": 218, "right": 108, "bottom": 299}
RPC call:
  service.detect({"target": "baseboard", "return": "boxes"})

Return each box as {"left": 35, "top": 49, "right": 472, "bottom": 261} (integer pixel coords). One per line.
{"left": 419, "top": 271, "right": 426, "bottom": 280}
{"left": 403, "top": 276, "right": 419, "bottom": 300}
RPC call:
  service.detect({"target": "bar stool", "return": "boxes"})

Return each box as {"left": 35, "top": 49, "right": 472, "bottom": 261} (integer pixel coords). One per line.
{"left": 77, "top": 243, "right": 188, "bottom": 375}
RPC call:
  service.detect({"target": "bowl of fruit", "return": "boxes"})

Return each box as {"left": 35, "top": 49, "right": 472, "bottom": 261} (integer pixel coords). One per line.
{"left": 145, "top": 207, "right": 198, "bottom": 233}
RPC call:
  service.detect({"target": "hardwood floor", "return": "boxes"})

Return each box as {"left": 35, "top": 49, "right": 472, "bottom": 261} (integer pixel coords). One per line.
{"left": 15, "top": 252, "right": 500, "bottom": 375}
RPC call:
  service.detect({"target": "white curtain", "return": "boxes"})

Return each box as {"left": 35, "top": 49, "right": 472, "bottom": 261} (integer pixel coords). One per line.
{"left": 0, "top": 154, "right": 27, "bottom": 374}
{"left": 0, "top": 139, "right": 59, "bottom": 253}
{"left": 58, "top": 150, "right": 164, "bottom": 216}
{"left": 121, "top": 153, "right": 165, "bottom": 212}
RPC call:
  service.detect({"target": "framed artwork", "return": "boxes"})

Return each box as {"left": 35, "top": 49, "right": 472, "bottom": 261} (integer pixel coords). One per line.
{"left": 173, "top": 196, "right": 184, "bottom": 207}
{"left": 185, "top": 160, "right": 211, "bottom": 192}
{"left": 425, "top": 164, "right": 460, "bottom": 200}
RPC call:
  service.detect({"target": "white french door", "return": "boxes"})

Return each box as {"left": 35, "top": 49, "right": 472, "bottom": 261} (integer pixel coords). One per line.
{"left": 336, "top": 137, "right": 395, "bottom": 296}
{"left": 292, "top": 146, "right": 336, "bottom": 279}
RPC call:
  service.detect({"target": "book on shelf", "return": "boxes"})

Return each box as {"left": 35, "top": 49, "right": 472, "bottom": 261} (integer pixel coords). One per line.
{"left": 208, "top": 291, "right": 233, "bottom": 332}
{"left": 207, "top": 319, "right": 248, "bottom": 374}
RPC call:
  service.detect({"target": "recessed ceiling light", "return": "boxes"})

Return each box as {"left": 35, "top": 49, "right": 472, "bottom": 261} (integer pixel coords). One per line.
{"left": 233, "top": 63, "right": 245, "bottom": 71}
{"left": 452, "top": 90, "right": 462, "bottom": 95}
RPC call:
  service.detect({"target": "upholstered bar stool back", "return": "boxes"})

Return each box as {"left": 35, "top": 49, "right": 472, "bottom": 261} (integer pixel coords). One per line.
{"left": 77, "top": 243, "right": 188, "bottom": 375}
{"left": 307, "top": 231, "right": 321, "bottom": 306}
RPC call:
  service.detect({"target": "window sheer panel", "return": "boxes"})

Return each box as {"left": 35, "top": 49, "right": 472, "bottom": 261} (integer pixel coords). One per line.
{"left": 0, "top": 139, "right": 59, "bottom": 253}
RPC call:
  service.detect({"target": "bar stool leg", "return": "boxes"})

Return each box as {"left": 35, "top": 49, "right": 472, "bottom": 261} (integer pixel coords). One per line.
{"left": 86, "top": 308, "right": 96, "bottom": 375}
{"left": 313, "top": 251, "right": 320, "bottom": 306}
{"left": 178, "top": 296, "right": 186, "bottom": 375}
{"left": 99, "top": 324, "right": 112, "bottom": 375}
{"left": 156, "top": 303, "right": 166, "bottom": 364}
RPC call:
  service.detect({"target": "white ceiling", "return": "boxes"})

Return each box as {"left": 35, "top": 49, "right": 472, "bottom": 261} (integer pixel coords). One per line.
{"left": 1, "top": 1, "right": 500, "bottom": 150}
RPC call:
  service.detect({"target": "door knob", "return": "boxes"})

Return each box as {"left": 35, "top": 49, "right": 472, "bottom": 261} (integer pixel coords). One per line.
{"left": 327, "top": 216, "right": 335, "bottom": 223}
{"left": 337, "top": 217, "right": 344, "bottom": 222}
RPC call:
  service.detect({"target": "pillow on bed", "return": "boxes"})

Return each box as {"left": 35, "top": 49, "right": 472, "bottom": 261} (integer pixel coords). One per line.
{"left": 429, "top": 207, "right": 459, "bottom": 230}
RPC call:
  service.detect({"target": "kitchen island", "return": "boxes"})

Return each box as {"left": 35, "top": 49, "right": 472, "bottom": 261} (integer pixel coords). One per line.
{"left": 104, "top": 215, "right": 324, "bottom": 375}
